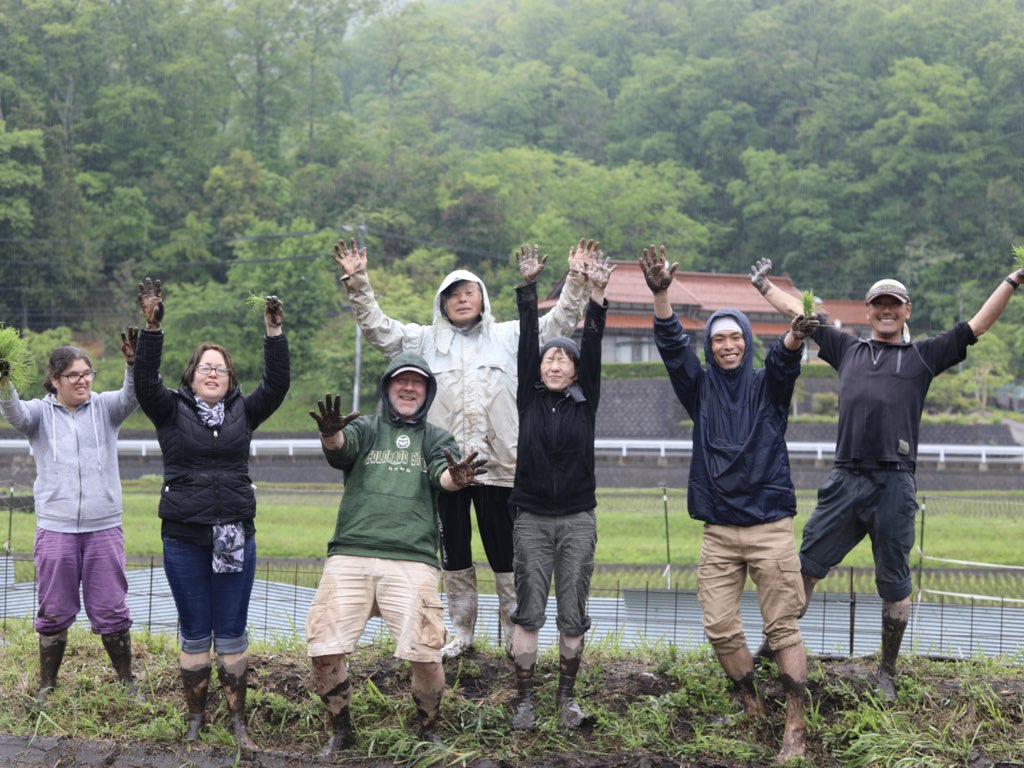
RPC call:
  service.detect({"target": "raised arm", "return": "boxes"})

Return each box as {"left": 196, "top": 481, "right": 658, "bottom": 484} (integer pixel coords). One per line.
{"left": 967, "top": 265, "right": 1024, "bottom": 337}
{"left": 332, "top": 237, "right": 419, "bottom": 357}
{"left": 536, "top": 237, "right": 593, "bottom": 342}
{"left": 516, "top": 246, "right": 543, "bottom": 406}
{"left": 749, "top": 258, "right": 803, "bottom": 319}
{"left": 134, "top": 277, "right": 174, "bottom": 424}
{"left": 639, "top": 244, "right": 678, "bottom": 319}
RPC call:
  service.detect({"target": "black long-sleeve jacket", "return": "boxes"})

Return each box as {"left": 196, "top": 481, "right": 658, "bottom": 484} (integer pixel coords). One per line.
{"left": 510, "top": 281, "right": 606, "bottom": 516}
{"left": 133, "top": 329, "right": 290, "bottom": 541}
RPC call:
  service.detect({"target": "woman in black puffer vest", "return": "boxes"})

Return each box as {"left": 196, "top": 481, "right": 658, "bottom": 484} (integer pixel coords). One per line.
{"left": 134, "top": 278, "right": 290, "bottom": 749}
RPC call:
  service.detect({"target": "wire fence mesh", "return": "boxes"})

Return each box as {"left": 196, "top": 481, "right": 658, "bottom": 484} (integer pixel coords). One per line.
{"left": 2, "top": 489, "right": 1023, "bottom": 660}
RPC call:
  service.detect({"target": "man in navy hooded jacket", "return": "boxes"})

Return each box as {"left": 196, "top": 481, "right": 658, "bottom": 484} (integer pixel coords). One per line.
{"left": 641, "top": 245, "right": 815, "bottom": 763}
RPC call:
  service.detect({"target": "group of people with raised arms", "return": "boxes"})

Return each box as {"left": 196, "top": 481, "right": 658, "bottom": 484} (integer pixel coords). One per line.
{"left": 3, "top": 236, "right": 1022, "bottom": 762}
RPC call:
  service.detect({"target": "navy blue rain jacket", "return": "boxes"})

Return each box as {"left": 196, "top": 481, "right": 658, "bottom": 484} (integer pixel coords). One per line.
{"left": 653, "top": 309, "right": 802, "bottom": 526}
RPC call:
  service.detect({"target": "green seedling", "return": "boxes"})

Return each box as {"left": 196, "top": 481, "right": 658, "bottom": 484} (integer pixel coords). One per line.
{"left": 0, "top": 324, "right": 35, "bottom": 392}
{"left": 1012, "top": 244, "right": 1024, "bottom": 270}
{"left": 245, "top": 292, "right": 269, "bottom": 312}
{"left": 801, "top": 289, "right": 815, "bottom": 316}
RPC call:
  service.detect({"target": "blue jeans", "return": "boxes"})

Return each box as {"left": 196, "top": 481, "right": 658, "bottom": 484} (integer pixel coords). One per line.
{"left": 162, "top": 534, "right": 256, "bottom": 654}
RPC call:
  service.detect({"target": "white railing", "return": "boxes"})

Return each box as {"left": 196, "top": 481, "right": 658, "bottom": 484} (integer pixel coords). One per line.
{"left": 3, "top": 438, "right": 1024, "bottom": 465}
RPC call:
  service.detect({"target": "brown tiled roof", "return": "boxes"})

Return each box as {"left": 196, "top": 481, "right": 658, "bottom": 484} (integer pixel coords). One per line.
{"left": 542, "top": 261, "right": 870, "bottom": 337}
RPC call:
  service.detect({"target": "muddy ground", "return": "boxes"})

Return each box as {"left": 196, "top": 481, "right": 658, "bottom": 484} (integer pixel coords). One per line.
{"left": 2, "top": 653, "right": 1024, "bottom": 768}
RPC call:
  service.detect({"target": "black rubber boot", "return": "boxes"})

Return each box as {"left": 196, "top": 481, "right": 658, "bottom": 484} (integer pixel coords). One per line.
{"left": 556, "top": 654, "right": 593, "bottom": 730}
{"left": 37, "top": 632, "right": 67, "bottom": 704}
{"left": 318, "top": 707, "right": 356, "bottom": 758}
{"left": 511, "top": 662, "right": 537, "bottom": 731}
{"left": 101, "top": 630, "right": 143, "bottom": 701}
{"left": 180, "top": 665, "right": 211, "bottom": 742}
{"left": 217, "top": 657, "right": 257, "bottom": 751}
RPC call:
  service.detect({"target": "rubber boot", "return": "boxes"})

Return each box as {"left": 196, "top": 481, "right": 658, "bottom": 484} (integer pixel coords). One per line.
{"left": 494, "top": 572, "right": 517, "bottom": 659}
{"left": 877, "top": 603, "right": 908, "bottom": 702}
{"left": 217, "top": 654, "right": 257, "bottom": 750}
{"left": 318, "top": 707, "right": 356, "bottom": 758}
{"left": 441, "top": 567, "right": 477, "bottom": 659}
{"left": 556, "top": 654, "right": 592, "bottom": 730}
{"left": 101, "top": 630, "right": 143, "bottom": 701}
{"left": 180, "top": 664, "right": 211, "bottom": 742}
{"left": 37, "top": 631, "right": 67, "bottom": 704}
{"left": 511, "top": 661, "right": 537, "bottom": 731}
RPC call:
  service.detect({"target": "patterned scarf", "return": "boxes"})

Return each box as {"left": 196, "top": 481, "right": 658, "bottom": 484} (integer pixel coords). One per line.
{"left": 194, "top": 395, "right": 225, "bottom": 428}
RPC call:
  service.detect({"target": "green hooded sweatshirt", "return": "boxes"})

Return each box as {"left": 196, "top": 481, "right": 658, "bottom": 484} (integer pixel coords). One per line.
{"left": 321, "top": 352, "right": 458, "bottom": 567}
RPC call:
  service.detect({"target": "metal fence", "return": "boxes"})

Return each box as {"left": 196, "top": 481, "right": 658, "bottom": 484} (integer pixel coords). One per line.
{"left": 2, "top": 491, "right": 1024, "bottom": 660}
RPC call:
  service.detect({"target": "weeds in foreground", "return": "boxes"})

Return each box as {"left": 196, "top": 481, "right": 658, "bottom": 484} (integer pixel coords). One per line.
{"left": 1, "top": 620, "right": 1023, "bottom": 766}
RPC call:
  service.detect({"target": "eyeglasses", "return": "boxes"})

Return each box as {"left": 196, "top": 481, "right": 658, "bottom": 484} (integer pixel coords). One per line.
{"left": 61, "top": 370, "right": 96, "bottom": 383}
{"left": 196, "top": 364, "right": 229, "bottom": 377}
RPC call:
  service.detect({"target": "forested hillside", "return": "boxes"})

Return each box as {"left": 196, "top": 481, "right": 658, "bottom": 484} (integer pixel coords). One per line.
{"left": 3, "top": 0, "right": 1024, "bottom": 401}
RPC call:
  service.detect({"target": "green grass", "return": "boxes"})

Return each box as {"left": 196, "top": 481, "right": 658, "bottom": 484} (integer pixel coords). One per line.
{"left": 0, "top": 621, "right": 1022, "bottom": 766}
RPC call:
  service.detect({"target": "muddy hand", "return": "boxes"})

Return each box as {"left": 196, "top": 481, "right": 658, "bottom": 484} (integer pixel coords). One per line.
{"left": 568, "top": 238, "right": 599, "bottom": 275}
{"left": 791, "top": 314, "right": 820, "bottom": 341}
{"left": 0, "top": 359, "right": 9, "bottom": 382}
{"left": 749, "top": 258, "right": 772, "bottom": 295}
{"left": 309, "top": 394, "right": 359, "bottom": 437}
{"left": 120, "top": 326, "right": 139, "bottom": 365}
{"left": 331, "top": 238, "right": 367, "bottom": 281}
{"left": 444, "top": 448, "right": 487, "bottom": 488}
{"left": 138, "top": 277, "right": 164, "bottom": 330}
{"left": 516, "top": 243, "right": 548, "bottom": 284}
{"left": 639, "top": 244, "right": 677, "bottom": 293}
{"left": 587, "top": 250, "right": 617, "bottom": 290}
{"left": 264, "top": 295, "right": 284, "bottom": 328}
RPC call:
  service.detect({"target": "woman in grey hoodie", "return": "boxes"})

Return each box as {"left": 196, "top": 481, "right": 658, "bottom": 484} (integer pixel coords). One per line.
{"left": 0, "top": 332, "right": 140, "bottom": 702}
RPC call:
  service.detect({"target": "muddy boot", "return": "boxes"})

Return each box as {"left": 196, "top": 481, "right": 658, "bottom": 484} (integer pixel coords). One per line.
{"left": 217, "top": 654, "right": 257, "bottom": 751}
{"left": 511, "top": 660, "right": 537, "bottom": 731}
{"left": 180, "top": 664, "right": 211, "bottom": 742}
{"left": 494, "top": 572, "right": 517, "bottom": 659}
{"left": 556, "top": 654, "right": 593, "bottom": 730}
{"left": 877, "top": 603, "right": 908, "bottom": 702}
{"left": 101, "top": 630, "right": 143, "bottom": 702}
{"left": 37, "top": 631, "right": 68, "bottom": 704}
{"left": 318, "top": 707, "right": 356, "bottom": 758}
{"left": 441, "top": 567, "right": 477, "bottom": 659}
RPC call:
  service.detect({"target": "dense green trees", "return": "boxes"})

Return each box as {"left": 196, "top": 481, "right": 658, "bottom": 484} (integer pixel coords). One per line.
{"left": 2, "top": 0, "right": 1024, "bottom": 413}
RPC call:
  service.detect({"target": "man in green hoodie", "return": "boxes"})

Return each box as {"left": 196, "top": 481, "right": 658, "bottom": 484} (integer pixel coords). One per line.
{"left": 305, "top": 352, "right": 486, "bottom": 756}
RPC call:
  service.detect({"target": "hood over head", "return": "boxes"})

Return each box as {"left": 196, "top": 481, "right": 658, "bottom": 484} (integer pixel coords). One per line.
{"left": 379, "top": 352, "right": 437, "bottom": 425}
{"left": 433, "top": 270, "right": 492, "bottom": 327}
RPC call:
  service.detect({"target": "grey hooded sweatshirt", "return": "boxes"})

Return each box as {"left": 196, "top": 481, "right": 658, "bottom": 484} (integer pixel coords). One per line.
{"left": 343, "top": 266, "right": 588, "bottom": 486}
{"left": 0, "top": 366, "right": 137, "bottom": 533}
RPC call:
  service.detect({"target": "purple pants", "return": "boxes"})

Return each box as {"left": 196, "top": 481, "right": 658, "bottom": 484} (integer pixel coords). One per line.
{"left": 34, "top": 527, "right": 133, "bottom": 635}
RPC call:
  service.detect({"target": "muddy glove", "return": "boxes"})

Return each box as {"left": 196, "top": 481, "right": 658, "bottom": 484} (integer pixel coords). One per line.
{"left": 568, "top": 237, "right": 599, "bottom": 275}
{"left": 516, "top": 243, "right": 548, "bottom": 284}
{"left": 749, "top": 258, "right": 772, "bottom": 295}
{"left": 309, "top": 394, "right": 359, "bottom": 437}
{"left": 138, "top": 277, "right": 164, "bottom": 330}
{"left": 331, "top": 238, "right": 367, "bottom": 283}
{"left": 444, "top": 448, "right": 487, "bottom": 488}
{"left": 119, "top": 326, "right": 139, "bottom": 365}
{"left": 264, "top": 295, "right": 284, "bottom": 329}
{"left": 638, "top": 244, "right": 677, "bottom": 293}
{"left": 790, "top": 314, "right": 820, "bottom": 342}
